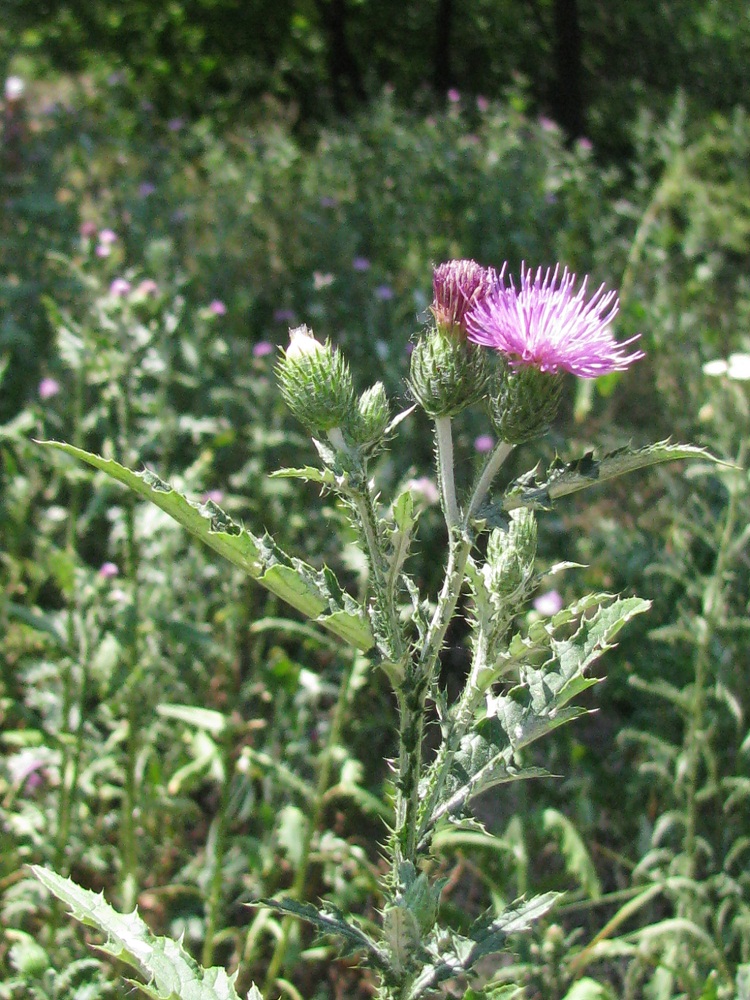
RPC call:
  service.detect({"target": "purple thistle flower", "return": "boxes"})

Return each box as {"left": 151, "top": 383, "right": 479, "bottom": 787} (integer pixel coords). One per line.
{"left": 79, "top": 221, "right": 97, "bottom": 238}
{"left": 273, "top": 308, "right": 297, "bottom": 324}
{"left": 99, "top": 562, "right": 119, "bottom": 579}
{"left": 447, "top": 88, "right": 461, "bottom": 103}
{"left": 352, "top": 256, "right": 371, "bottom": 272}
{"left": 109, "top": 278, "right": 131, "bottom": 297}
{"left": 98, "top": 229, "right": 117, "bottom": 245}
{"left": 375, "top": 284, "right": 394, "bottom": 301}
{"left": 38, "top": 377, "right": 61, "bottom": 400}
{"left": 138, "top": 181, "right": 156, "bottom": 198}
{"left": 466, "top": 264, "right": 644, "bottom": 378}
{"left": 534, "top": 589, "right": 564, "bottom": 616}
{"left": 208, "top": 299, "right": 227, "bottom": 316}
{"left": 473, "top": 434, "right": 494, "bottom": 453}
{"left": 253, "top": 341, "right": 274, "bottom": 357}
{"left": 431, "top": 259, "right": 493, "bottom": 337}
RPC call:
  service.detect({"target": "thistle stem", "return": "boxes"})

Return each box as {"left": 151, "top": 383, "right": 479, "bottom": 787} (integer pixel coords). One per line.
{"left": 467, "top": 441, "right": 514, "bottom": 521}
{"left": 434, "top": 415, "right": 459, "bottom": 529}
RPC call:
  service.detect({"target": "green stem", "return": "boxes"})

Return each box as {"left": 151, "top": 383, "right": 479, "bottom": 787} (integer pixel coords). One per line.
{"left": 434, "top": 415, "right": 459, "bottom": 529}
{"left": 262, "top": 653, "right": 355, "bottom": 997}
{"left": 467, "top": 441, "right": 514, "bottom": 521}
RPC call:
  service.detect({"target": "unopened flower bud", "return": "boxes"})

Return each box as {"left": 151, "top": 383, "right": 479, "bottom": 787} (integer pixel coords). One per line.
{"left": 485, "top": 508, "right": 537, "bottom": 605}
{"left": 276, "top": 325, "right": 356, "bottom": 435}
{"left": 489, "top": 362, "right": 564, "bottom": 444}
{"left": 349, "top": 381, "right": 390, "bottom": 448}
{"left": 431, "top": 259, "right": 493, "bottom": 337}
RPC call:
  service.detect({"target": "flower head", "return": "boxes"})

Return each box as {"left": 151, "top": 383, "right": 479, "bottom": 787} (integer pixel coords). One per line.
{"left": 466, "top": 264, "right": 643, "bottom": 378}
{"left": 431, "top": 259, "right": 493, "bottom": 338}
{"left": 208, "top": 299, "right": 226, "bottom": 316}
{"left": 38, "top": 377, "right": 61, "bottom": 400}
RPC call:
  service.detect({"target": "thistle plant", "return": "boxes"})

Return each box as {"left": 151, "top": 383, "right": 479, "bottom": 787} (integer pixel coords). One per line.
{"left": 33, "top": 259, "right": 714, "bottom": 1000}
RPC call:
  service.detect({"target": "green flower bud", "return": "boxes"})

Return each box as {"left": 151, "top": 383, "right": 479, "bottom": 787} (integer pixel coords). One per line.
{"left": 486, "top": 507, "right": 537, "bottom": 605}
{"left": 489, "top": 361, "right": 564, "bottom": 444}
{"left": 349, "top": 381, "right": 391, "bottom": 448}
{"left": 276, "top": 325, "right": 356, "bottom": 435}
{"left": 409, "top": 326, "right": 489, "bottom": 417}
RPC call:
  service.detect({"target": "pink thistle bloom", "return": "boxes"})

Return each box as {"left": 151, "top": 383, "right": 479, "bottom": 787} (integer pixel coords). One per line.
{"left": 352, "top": 256, "right": 371, "bottom": 272}
{"left": 201, "top": 490, "right": 225, "bottom": 504}
{"left": 375, "top": 284, "right": 394, "bottom": 301}
{"left": 273, "top": 308, "right": 296, "bottom": 323}
{"left": 534, "top": 589, "right": 564, "bottom": 616}
{"left": 466, "top": 264, "right": 644, "bottom": 378}
{"left": 109, "top": 278, "right": 131, "bottom": 297}
{"left": 431, "top": 259, "right": 493, "bottom": 337}
{"left": 38, "top": 377, "right": 61, "bottom": 400}
{"left": 447, "top": 88, "right": 461, "bottom": 103}
{"left": 99, "top": 562, "right": 119, "bottom": 579}
{"left": 476, "top": 95, "right": 489, "bottom": 113}
{"left": 135, "top": 278, "right": 159, "bottom": 296}
{"left": 79, "top": 221, "right": 97, "bottom": 237}
{"left": 473, "top": 434, "right": 494, "bottom": 453}
{"left": 208, "top": 299, "right": 227, "bottom": 315}
{"left": 98, "top": 229, "right": 117, "bottom": 245}
{"left": 253, "top": 341, "right": 274, "bottom": 357}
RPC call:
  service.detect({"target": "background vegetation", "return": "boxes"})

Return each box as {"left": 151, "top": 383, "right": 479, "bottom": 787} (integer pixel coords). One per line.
{"left": 2, "top": 4, "right": 750, "bottom": 998}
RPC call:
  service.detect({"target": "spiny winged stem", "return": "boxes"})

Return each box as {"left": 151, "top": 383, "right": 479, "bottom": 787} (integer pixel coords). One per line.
{"left": 393, "top": 436, "right": 515, "bottom": 869}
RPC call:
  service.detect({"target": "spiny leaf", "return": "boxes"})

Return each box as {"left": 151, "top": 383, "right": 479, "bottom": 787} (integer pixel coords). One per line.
{"left": 39, "top": 442, "right": 374, "bottom": 652}
{"left": 504, "top": 441, "right": 720, "bottom": 511}
{"left": 253, "top": 898, "right": 387, "bottom": 967}
{"left": 31, "top": 867, "right": 257, "bottom": 1000}
{"left": 423, "top": 595, "right": 650, "bottom": 832}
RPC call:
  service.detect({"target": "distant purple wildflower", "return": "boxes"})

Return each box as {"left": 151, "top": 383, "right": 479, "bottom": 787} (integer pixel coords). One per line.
{"left": 79, "top": 221, "right": 97, "bottom": 238}
{"left": 253, "top": 341, "right": 274, "bottom": 358}
{"left": 431, "top": 259, "right": 492, "bottom": 337}
{"left": 534, "top": 590, "right": 564, "bottom": 616}
{"left": 201, "top": 490, "right": 225, "bottom": 504}
{"left": 98, "top": 229, "right": 117, "bottom": 245}
{"left": 375, "top": 284, "right": 394, "bottom": 301}
{"left": 135, "top": 278, "right": 158, "bottom": 296}
{"left": 447, "top": 88, "right": 461, "bottom": 103}
{"left": 466, "top": 264, "right": 644, "bottom": 378}
{"left": 138, "top": 181, "right": 156, "bottom": 198}
{"left": 109, "top": 278, "right": 131, "bottom": 297}
{"left": 208, "top": 299, "right": 227, "bottom": 316}
{"left": 99, "top": 562, "right": 119, "bottom": 579}
{"left": 404, "top": 476, "right": 440, "bottom": 506}
{"left": 273, "top": 308, "right": 297, "bottom": 324}
{"left": 473, "top": 434, "right": 494, "bottom": 453}
{"left": 168, "top": 117, "right": 185, "bottom": 132}
{"left": 476, "top": 95, "right": 490, "bottom": 113}
{"left": 352, "top": 256, "right": 371, "bottom": 272}
{"left": 577, "top": 137, "right": 593, "bottom": 152}
{"left": 320, "top": 196, "right": 338, "bottom": 208}
{"left": 38, "top": 377, "right": 60, "bottom": 400}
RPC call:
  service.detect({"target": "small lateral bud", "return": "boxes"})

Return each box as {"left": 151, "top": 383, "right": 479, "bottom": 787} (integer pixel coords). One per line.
{"left": 485, "top": 507, "right": 538, "bottom": 605}
{"left": 349, "top": 381, "right": 391, "bottom": 449}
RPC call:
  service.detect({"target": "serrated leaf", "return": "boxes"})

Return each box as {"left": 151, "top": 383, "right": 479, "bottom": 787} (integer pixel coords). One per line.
{"left": 38, "top": 442, "right": 374, "bottom": 652}
{"left": 408, "top": 894, "right": 557, "bottom": 998}
{"left": 253, "top": 898, "right": 387, "bottom": 967}
{"left": 31, "top": 867, "right": 255, "bottom": 1000}
{"left": 269, "top": 465, "right": 337, "bottom": 485}
{"left": 504, "top": 441, "right": 720, "bottom": 511}
{"left": 423, "top": 595, "right": 650, "bottom": 835}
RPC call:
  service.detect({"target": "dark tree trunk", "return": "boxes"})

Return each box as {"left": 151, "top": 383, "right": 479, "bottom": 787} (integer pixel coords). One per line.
{"left": 314, "top": 0, "right": 366, "bottom": 114}
{"left": 433, "top": 0, "right": 454, "bottom": 95}
{"left": 552, "top": 0, "right": 586, "bottom": 139}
